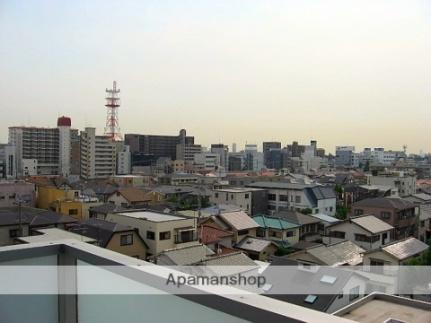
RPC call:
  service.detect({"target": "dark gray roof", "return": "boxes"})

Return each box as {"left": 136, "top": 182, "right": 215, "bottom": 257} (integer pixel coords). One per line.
{"left": 308, "top": 186, "right": 336, "bottom": 200}
{"left": 353, "top": 197, "right": 415, "bottom": 210}
{"left": 247, "top": 181, "right": 312, "bottom": 190}
{"left": 272, "top": 210, "right": 321, "bottom": 226}
{"left": 69, "top": 218, "right": 134, "bottom": 247}
{"left": 0, "top": 207, "right": 78, "bottom": 227}
{"left": 265, "top": 257, "right": 364, "bottom": 312}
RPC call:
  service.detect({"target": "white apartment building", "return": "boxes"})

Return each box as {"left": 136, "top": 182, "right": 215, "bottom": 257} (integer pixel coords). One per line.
{"left": 193, "top": 152, "right": 220, "bottom": 171}
{"left": 210, "top": 144, "right": 228, "bottom": 169}
{"left": 80, "top": 127, "right": 117, "bottom": 180}
{"left": 248, "top": 181, "right": 337, "bottom": 215}
{"left": 116, "top": 144, "right": 131, "bottom": 175}
{"left": 367, "top": 171, "right": 416, "bottom": 197}
{"left": 8, "top": 117, "right": 73, "bottom": 177}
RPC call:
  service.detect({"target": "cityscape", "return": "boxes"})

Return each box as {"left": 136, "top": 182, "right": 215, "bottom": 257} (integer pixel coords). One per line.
{"left": 1, "top": 1, "right": 431, "bottom": 323}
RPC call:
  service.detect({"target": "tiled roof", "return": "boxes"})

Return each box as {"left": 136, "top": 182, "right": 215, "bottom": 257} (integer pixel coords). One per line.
{"left": 253, "top": 214, "right": 299, "bottom": 230}
{"left": 0, "top": 207, "right": 78, "bottom": 227}
{"left": 157, "top": 244, "right": 215, "bottom": 266}
{"left": 309, "top": 213, "right": 340, "bottom": 224}
{"left": 113, "top": 188, "right": 152, "bottom": 203}
{"left": 273, "top": 210, "right": 321, "bottom": 226}
{"left": 219, "top": 211, "right": 259, "bottom": 231}
{"left": 350, "top": 215, "right": 394, "bottom": 234}
{"left": 235, "top": 237, "right": 276, "bottom": 253}
{"left": 199, "top": 225, "right": 233, "bottom": 244}
{"left": 247, "top": 181, "right": 312, "bottom": 190}
{"left": 382, "top": 237, "right": 429, "bottom": 260}
{"left": 353, "top": 197, "right": 415, "bottom": 210}
{"left": 197, "top": 252, "right": 257, "bottom": 267}
{"left": 303, "top": 241, "right": 365, "bottom": 266}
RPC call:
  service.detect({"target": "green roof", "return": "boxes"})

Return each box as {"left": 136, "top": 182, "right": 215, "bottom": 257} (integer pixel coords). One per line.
{"left": 253, "top": 214, "right": 299, "bottom": 230}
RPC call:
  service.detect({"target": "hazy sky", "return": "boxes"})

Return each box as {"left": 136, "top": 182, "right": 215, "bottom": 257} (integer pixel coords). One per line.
{"left": 1, "top": 0, "right": 430, "bottom": 153}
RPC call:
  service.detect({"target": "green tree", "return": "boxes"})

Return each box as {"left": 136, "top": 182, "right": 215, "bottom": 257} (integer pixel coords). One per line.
{"left": 336, "top": 206, "right": 348, "bottom": 220}
{"left": 300, "top": 208, "right": 313, "bottom": 215}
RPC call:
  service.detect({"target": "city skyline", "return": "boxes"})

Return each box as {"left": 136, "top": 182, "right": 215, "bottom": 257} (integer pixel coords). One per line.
{"left": 1, "top": 0, "right": 431, "bottom": 153}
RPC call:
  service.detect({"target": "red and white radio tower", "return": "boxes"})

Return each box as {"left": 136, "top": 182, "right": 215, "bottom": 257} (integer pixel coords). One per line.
{"left": 104, "top": 81, "right": 122, "bottom": 141}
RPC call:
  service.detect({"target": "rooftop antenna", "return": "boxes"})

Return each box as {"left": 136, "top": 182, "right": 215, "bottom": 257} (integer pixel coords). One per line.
{"left": 104, "top": 81, "right": 122, "bottom": 141}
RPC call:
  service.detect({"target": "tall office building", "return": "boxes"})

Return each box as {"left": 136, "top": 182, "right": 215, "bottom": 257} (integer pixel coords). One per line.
{"left": 263, "top": 142, "right": 282, "bottom": 169}
{"left": 124, "top": 129, "right": 194, "bottom": 160}
{"left": 0, "top": 144, "right": 16, "bottom": 179}
{"left": 210, "top": 144, "right": 229, "bottom": 169}
{"left": 80, "top": 127, "right": 117, "bottom": 179}
{"left": 8, "top": 117, "right": 73, "bottom": 177}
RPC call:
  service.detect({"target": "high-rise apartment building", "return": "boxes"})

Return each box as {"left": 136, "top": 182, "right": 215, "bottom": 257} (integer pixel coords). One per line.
{"left": 263, "top": 142, "right": 282, "bottom": 169}
{"left": 80, "top": 127, "right": 116, "bottom": 179}
{"left": 210, "top": 144, "right": 228, "bottom": 169}
{"left": 8, "top": 117, "right": 73, "bottom": 177}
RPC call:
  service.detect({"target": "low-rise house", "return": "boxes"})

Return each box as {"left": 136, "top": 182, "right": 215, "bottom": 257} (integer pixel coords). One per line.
{"left": 351, "top": 197, "right": 418, "bottom": 240}
{"left": 0, "top": 207, "right": 78, "bottom": 246}
{"left": 404, "top": 193, "right": 431, "bottom": 205}
{"left": 308, "top": 213, "right": 341, "bottom": 234}
{"left": 235, "top": 236, "right": 278, "bottom": 261}
{"left": 110, "top": 175, "right": 151, "bottom": 187}
{"left": 325, "top": 215, "right": 394, "bottom": 250}
{"left": 198, "top": 224, "right": 233, "bottom": 251}
{"left": 252, "top": 214, "right": 300, "bottom": 247}
{"left": 266, "top": 257, "right": 368, "bottom": 313}
{"left": 247, "top": 181, "right": 336, "bottom": 216}
{"left": 107, "top": 188, "right": 152, "bottom": 208}
{"left": 210, "top": 187, "right": 267, "bottom": 215}
{"left": 0, "top": 181, "right": 36, "bottom": 207}
{"left": 106, "top": 210, "right": 198, "bottom": 257}
{"left": 200, "top": 211, "right": 260, "bottom": 243}
{"left": 362, "top": 237, "right": 429, "bottom": 266}
{"left": 272, "top": 210, "right": 321, "bottom": 241}
{"left": 418, "top": 205, "right": 431, "bottom": 242}
{"left": 156, "top": 244, "right": 215, "bottom": 265}
{"left": 287, "top": 240, "right": 365, "bottom": 266}
{"left": 69, "top": 218, "right": 148, "bottom": 260}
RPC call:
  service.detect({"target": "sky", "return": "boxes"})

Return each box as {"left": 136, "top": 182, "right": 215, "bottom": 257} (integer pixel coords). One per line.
{"left": 1, "top": 0, "right": 430, "bottom": 154}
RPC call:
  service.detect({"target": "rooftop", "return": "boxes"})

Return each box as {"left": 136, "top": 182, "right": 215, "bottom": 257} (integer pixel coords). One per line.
{"left": 199, "top": 224, "right": 233, "bottom": 244}
{"left": 235, "top": 237, "right": 277, "bottom": 253}
{"left": 309, "top": 213, "right": 341, "bottom": 224}
{"left": 350, "top": 215, "right": 394, "bottom": 234}
{"left": 18, "top": 228, "right": 96, "bottom": 244}
{"left": 247, "top": 181, "right": 313, "bottom": 190}
{"left": 381, "top": 237, "right": 429, "bottom": 260}
{"left": 219, "top": 211, "right": 260, "bottom": 230}
{"left": 253, "top": 214, "right": 300, "bottom": 230}
{"left": 116, "top": 210, "right": 188, "bottom": 222}
{"left": 353, "top": 197, "right": 416, "bottom": 210}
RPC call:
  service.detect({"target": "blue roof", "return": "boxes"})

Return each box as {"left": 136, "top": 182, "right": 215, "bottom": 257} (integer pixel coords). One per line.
{"left": 253, "top": 214, "right": 300, "bottom": 230}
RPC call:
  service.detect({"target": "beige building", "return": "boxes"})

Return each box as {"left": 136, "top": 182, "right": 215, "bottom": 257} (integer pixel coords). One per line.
{"left": 106, "top": 210, "right": 198, "bottom": 257}
{"left": 325, "top": 215, "right": 394, "bottom": 250}
{"left": 367, "top": 172, "right": 416, "bottom": 197}
{"left": 80, "top": 127, "right": 117, "bottom": 180}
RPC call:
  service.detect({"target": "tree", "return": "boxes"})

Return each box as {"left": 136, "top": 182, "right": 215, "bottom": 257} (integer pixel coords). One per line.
{"left": 336, "top": 206, "right": 348, "bottom": 220}
{"left": 300, "top": 208, "right": 313, "bottom": 215}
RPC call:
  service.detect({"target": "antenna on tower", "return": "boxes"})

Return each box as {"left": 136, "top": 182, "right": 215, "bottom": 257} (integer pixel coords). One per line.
{"left": 104, "top": 81, "right": 122, "bottom": 141}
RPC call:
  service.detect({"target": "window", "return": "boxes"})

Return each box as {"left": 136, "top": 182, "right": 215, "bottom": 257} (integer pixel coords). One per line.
{"left": 214, "top": 193, "right": 219, "bottom": 198}
{"left": 320, "top": 275, "right": 337, "bottom": 285}
{"left": 225, "top": 193, "right": 228, "bottom": 201}
{"left": 279, "top": 195, "right": 288, "bottom": 202}
{"left": 304, "top": 295, "right": 318, "bottom": 304}
{"left": 68, "top": 209, "right": 78, "bottom": 216}
{"left": 381, "top": 211, "right": 391, "bottom": 219}
{"left": 286, "top": 230, "right": 295, "bottom": 237}
{"left": 245, "top": 194, "right": 249, "bottom": 199}
{"left": 256, "top": 228, "right": 266, "bottom": 237}
{"left": 146, "top": 231, "right": 155, "bottom": 240}
{"left": 237, "top": 229, "right": 249, "bottom": 236}
{"left": 268, "top": 194, "right": 276, "bottom": 201}
{"left": 349, "top": 286, "right": 360, "bottom": 301}
{"left": 329, "top": 231, "right": 345, "bottom": 239}
{"left": 295, "top": 196, "right": 301, "bottom": 204}
{"left": 354, "top": 209, "right": 364, "bottom": 216}
{"left": 337, "top": 293, "right": 344, "bottom": 299}
{"left": 159, "top": 231, "right": 171, "bottom": 240}
{"left": 120, "top": 234, "right": 133, "bottom": 246}
{"left": 9, "top": 229, "right": 19, "bottom": 238}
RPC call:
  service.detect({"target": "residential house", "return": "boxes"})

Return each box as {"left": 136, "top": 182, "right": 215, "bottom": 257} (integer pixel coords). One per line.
{"left": 287, "top": 240, "right": 365, "bottom": 266}
{"left": 247, "top": 181, "right": 336, "bottom": 216}
{"left": 235, "top": 236, "right": 278, "bottom": 261}
{"left": 272, "top": 210, "right": 321, "bottom": 241}
{"left": 106, "top": 210, "right": 198, "bottom": 257}
{"left": 418, "top": 205, "right": 431, "bottom": 242}
{"left": 156, "top": 244, "right": 215, "bottom": 265}
{"left": 404, "top": 193, "right": 431, "bottom": 205}
{"left": 266, "top": 257, "right": 368, "bottom": 313}
{"left": 362, "top": 237, "right": 429, "bottom": 267}
{"left": 110, "top": 175, "right": 151, "bottom": 187}
{"left": 198, "top": 224, "right": 233, "bottom": 251}
{"left": 308, "top": 213, "right": 341, "bottom": 235}
{"left": 69, "top": 218, "right": 147, "bottom": 259}
{"left": 107, "top": 188, "right": 152, "bottom": 208}
{"left": 325, "top": 215, "right": 394, "bottom": 250}
{"left": 252, "top": 214, "right": 300, "bottom": 247}
{"left": 200, "top": 211, "right": 259, "bottom": 244}
{"left": 0, "top": 181, "right": 36, "bottom": 207}
{"left": 351, "top": 197, "right": 418, "bottom": 240}
{"left": 210, "top": 187, "right": 267, "bottom": 215}
{"left": 0, "top": 207, "right": 78, "bottom": 246}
